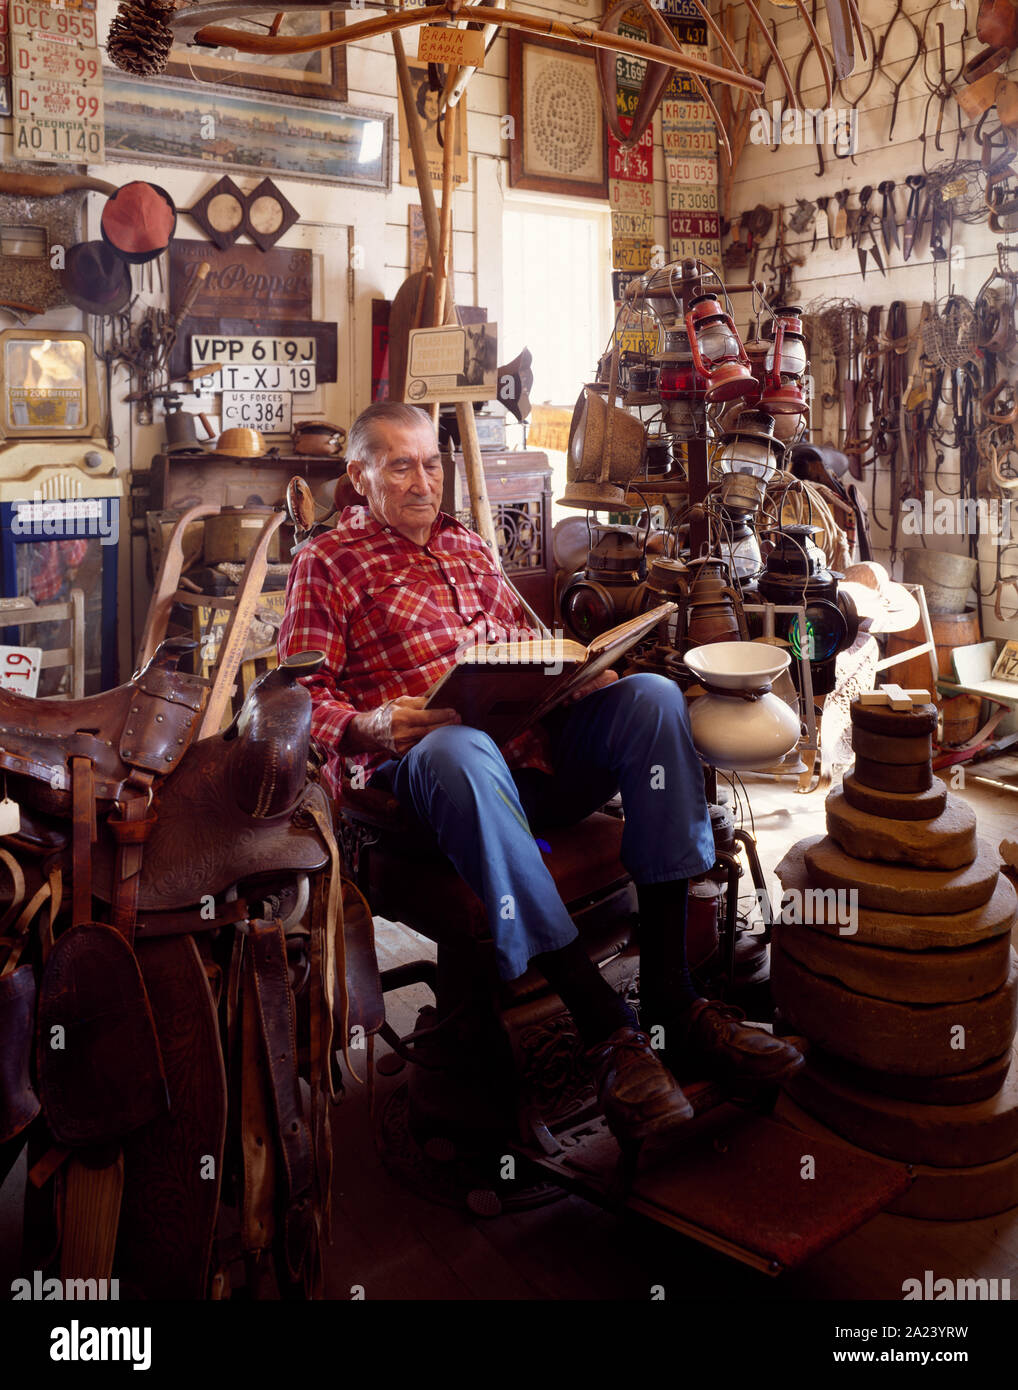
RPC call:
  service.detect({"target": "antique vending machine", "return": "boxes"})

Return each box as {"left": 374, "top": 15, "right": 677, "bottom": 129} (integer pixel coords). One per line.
{"left": 0, "top": 329, "right": 124, "bottom": 693}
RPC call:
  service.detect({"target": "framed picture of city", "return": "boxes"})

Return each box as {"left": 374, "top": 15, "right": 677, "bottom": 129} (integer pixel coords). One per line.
{"left": 102, "top": 76, "right": 390, "bottom": 191}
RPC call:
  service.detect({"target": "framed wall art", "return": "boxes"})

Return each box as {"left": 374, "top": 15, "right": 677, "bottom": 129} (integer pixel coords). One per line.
{"left": 507, "top": 31, "right": 607, "bottom": 200}
{"left": 164, "top": 11, "right": 346, "bottom": 103}
{"left": 103, "top": 76, "right": 391, "bottom": 191}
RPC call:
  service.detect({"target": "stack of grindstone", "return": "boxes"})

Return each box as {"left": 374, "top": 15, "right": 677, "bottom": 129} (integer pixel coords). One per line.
{"left": 772, "top": 689, "right": 1018, "bottom": 1219}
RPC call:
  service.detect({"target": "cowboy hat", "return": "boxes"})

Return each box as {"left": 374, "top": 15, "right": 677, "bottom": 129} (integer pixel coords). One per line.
{"left": 101, "top": 182, "right": 177, "bottom": 264}
{"left": 840, "top": 561, "right": 920, "bottom": 635}
{"left": 59, "top": 241, "right": 131, "bottom": 316}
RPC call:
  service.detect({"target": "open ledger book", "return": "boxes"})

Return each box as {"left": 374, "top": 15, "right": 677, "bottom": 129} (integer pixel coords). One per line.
{"left": 424, "top": 602, "right": 677, "bottom": 745}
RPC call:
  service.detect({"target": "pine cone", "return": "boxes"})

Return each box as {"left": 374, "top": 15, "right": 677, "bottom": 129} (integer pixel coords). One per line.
{"left": 106, "top": 0, "right": 176, "bottom": 75}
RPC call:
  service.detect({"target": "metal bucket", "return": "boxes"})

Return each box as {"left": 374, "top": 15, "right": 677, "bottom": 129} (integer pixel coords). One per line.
{"left": 902, "top": 550, "right": 978, "bottom": 614}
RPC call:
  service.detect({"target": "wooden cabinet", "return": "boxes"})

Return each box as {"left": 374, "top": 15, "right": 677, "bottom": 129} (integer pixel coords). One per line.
{"left": 445, "top": 449, "right": 554, "bottom": 625}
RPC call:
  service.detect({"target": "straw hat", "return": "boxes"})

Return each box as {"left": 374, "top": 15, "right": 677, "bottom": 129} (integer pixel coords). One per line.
{"left": 216, "top": 427, "right": 267, "bottom": 458}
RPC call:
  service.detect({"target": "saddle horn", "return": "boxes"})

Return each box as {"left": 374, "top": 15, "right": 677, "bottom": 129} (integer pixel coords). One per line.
{"left": 228, "top": 652, "right": 325, "bottom": 820}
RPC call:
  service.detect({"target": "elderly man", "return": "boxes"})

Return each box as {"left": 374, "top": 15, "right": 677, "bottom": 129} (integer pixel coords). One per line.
{"left": 279, "top": 402, "right": 802, "bottom": 1147}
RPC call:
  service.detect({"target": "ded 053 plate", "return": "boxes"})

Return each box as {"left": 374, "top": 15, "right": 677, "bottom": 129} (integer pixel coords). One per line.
{"left": 666, "top": 156, "right": 718, "bottom": 185}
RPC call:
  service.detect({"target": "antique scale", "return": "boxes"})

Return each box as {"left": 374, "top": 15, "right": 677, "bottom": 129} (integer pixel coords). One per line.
{"left": 0, "top": 329, "right": 124, "bottom": 691}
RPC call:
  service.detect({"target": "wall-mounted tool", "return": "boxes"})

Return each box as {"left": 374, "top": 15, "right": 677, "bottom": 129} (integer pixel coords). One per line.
{"left": 878, "top": 181, "right": 899, "bottom": 259}
{"left": 902, "top": 175, "right": 926, "bottom": 260}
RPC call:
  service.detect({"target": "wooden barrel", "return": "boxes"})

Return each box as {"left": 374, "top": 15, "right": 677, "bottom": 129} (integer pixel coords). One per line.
{"left": 885, "top": 609, "right": 983, "bottom": 746}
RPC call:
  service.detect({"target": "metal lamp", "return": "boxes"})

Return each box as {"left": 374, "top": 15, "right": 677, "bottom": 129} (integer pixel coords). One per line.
{"left": 714, "top": 409, "right": 784, "bottom": 513}
{"left": 684, "top": 293, "right": 757, "bottom": 403}
{"left": 760, "top": 306, "right": 809, "bottom": 432}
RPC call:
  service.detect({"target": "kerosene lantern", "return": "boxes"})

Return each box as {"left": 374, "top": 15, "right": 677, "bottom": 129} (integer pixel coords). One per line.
{"left": 685, "top": 293, "right": 757, "bottom": 404}
{"left": 713, "top": 408, "right": 784, "bottom": 514}
{"left": 760, "top": 306, "right": 809, "bottom": 438}
{"left": 680, "top": 556, "right": 748, "bottom": 650}
{"left": 655, "top": 327, "right": 707, "bottom": 441}
{"left": 754, "top": 524, "right": 858, "bottom": 695}
{"left": 559, "top": 526, "right": 649, "bottom": 640}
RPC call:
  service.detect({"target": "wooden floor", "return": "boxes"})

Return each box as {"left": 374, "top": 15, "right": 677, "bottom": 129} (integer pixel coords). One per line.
{"left": 317, "top": 763, "right": 1018, "bottom": 1301}
{"left": 2, "top": 764, "right": 1016, "bottom": 1301}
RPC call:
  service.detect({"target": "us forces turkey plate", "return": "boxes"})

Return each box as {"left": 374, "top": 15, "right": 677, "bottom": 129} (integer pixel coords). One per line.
{"left": 222, "top": 391, "right": 292, "bottom": 433}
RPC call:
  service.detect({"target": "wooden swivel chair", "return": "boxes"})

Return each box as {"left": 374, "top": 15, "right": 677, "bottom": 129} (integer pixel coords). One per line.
{"left": 335, "top": 777, "right": 723, "bottom": 1156}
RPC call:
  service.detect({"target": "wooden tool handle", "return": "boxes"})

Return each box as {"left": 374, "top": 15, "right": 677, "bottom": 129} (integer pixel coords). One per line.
{"left": 195, "top": 5, "right": 764, "bottom": 93}
{"left": 0, "top": 172, "right": 117, "bottom": 197}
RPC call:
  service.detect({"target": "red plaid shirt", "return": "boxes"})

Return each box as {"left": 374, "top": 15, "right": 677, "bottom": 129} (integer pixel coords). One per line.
{"left": 277, "top": 505, "right": 553, "bottom": 797}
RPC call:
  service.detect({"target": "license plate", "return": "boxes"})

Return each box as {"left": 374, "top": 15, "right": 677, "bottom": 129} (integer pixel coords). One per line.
{"left": 612, "top": 239, "right": 652, "bottom": 271}
{"left": 663, "top": 126, "right": 717, "bottom": 154}
{"left": 191, "top": 334, "right": 316, "bottom": 368}
{"left": 612, "top": 211, "right": 654, "bottom": 239}
{"left": 0, "top": 644, "right": 42, "bottom": 697}
{"left": 668, "top": 211, "right": 720, "bottom": 239}
{"left": 669, "top": 236, "right": 722, "bottom": 261}
{"left": 668, "top": 184, "right": 718, "bottom": 212}
{"left": 666, "top": 156, "right": 717, "bottom": 184}
{"left": 193, "top": 363, "right": 316, "bottom": 393}
{"left": 609, "top": 179, "right": 653, "bottom": 212}
{"left": 221, "top": 391, "right": 292, "bottom": 432}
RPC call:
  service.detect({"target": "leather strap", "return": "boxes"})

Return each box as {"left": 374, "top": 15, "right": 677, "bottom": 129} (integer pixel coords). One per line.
{"left": 108, "top": 772, "right": 156, "bottom": 942}
{"left": 70, "top": 756, "right": 95, "bottom": 929}
{"left": 0, "top": 848, "right": 26, "bottom": 945}
{"left": 240, "top": 941, "right": 277, "bottom": 1254}
{"left": 246, "top": 919, "right": 314, "bottom": 1284}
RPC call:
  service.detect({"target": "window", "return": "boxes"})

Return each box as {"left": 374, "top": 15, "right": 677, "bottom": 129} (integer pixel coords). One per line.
{"left": 501, "top": 202, "right": 613, "bottom": 522}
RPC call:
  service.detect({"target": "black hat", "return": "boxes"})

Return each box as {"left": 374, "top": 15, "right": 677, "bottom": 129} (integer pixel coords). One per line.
{"left": 59, "top": 241, "right": 132, "bottom": 316}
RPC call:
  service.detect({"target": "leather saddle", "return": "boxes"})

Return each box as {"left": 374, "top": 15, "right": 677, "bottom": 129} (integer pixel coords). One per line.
{"left": 2, "top": 641, "right": 330, "bottom": 926}
{"left": 0, "top": 635, "right": 205, "bottom": 816}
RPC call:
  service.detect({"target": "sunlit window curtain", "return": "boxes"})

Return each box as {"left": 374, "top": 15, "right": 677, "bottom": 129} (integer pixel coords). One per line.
{"left": 501, "top": 204, "right": 612, "bottom": 525}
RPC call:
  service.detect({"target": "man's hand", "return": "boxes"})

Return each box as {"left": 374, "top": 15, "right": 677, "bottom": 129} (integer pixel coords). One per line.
{"left": 345, "top": 694, "right": 461, "bottom": 756}
{"left": 561, "top": 668, "right": 619, "bottom": 705}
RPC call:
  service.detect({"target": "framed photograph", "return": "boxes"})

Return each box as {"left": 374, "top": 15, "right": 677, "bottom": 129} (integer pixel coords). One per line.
{"left": 165, "top": 11, "right": 346, "bottom": 103}
{"left": 398, "top": 62, "right": 469, "bottom": 190}
{"left": 103, "top": 75, "right": 391, "bottom": 191}
{"left": 508, "top": 31, "right": 607, "bottom": 199}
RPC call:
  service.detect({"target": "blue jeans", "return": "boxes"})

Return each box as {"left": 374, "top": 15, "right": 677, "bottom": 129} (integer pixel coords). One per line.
{"left": 373, "top": 673, "right": 715, "bottom": 981}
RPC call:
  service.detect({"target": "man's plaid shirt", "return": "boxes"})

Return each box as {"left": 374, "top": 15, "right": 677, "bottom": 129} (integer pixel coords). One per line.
{"left": 277, "top": 504, "right": 552, "bottom": 797}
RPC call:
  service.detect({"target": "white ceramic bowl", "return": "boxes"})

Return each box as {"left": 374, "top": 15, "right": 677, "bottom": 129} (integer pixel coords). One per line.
{"left": 684, "top": 641, "right": 791, "bottom": 691}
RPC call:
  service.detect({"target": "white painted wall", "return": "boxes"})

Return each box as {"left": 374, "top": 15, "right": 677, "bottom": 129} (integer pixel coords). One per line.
{"left": 720, "top": 0, "right": 1018, "bottom": 641}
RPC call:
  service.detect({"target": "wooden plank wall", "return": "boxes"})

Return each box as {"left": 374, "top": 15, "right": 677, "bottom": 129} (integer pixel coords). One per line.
{"left": 719, "top": 0, "right": 1018, "bottom": 641}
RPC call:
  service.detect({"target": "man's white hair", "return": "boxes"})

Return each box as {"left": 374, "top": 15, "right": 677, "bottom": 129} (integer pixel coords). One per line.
{"left": 347, "top": 402, "right": 437, "bottom": 469}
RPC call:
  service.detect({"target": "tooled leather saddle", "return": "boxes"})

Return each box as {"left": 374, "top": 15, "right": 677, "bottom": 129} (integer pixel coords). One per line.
{"left": 0, "top": 640, "right": 377, "bottom": 1297}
